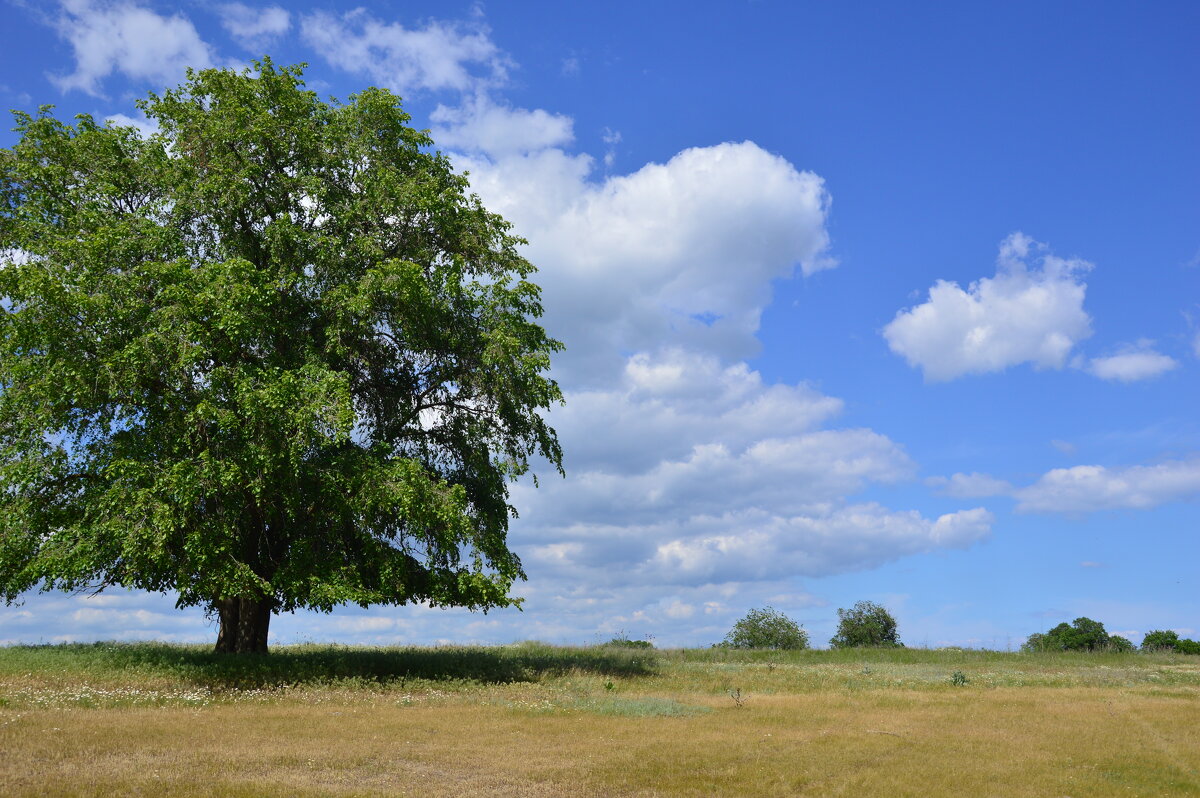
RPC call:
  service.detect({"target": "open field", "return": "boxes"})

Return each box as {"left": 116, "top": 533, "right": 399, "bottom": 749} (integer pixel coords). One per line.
{"left": 2, "top": 643, "right": 1198, "bottom": 797}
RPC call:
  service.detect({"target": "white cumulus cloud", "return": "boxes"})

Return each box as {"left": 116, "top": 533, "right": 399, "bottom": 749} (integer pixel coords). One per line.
{"left": 49, "top": 0, "right": 217, "bottom": 96}
{"left": 505, "top": 350, "right": 990, "bottom": 597}
{"left": 548, "top": 349, "right": 843, "bottom": 473}
{"left": 637, "top": 506, "right": 993, "bottom": 586}
{"left": 883, "top": 233, "right": 1093, "bottom": 381}
{"left": 459, "top": 141, "right": 834, "bottom": 384}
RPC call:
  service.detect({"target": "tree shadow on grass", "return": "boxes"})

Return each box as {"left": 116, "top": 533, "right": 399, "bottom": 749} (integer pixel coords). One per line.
{"left": 29, "top": 641, "right": 658, "bottom": 689}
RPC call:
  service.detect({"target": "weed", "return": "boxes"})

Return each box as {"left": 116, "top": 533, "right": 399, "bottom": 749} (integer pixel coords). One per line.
{"left": 951, "top": 670, "right": 969, "bottom": 686}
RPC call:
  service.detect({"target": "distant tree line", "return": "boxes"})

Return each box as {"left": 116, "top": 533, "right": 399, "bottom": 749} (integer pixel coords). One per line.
{"left": 702, "top": 606, "right": 1198, "bottom": 653}
{"left": 1021, "top": 617, "right": 1197, "bottom": 653}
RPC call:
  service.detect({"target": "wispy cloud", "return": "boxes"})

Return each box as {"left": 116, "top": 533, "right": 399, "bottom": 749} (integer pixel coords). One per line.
{"left": 1015, "top": 459, "right": 1200, "bottom": 513}
{"left": 601, "top": 127, "right": 621, "bottom": 168}
{"left": 1084, "top": 340, "right": 1177, "bottom": 382}
{"left": 926, "top": 472, "right": 1014, "bottom": 498}
{"left": 927, "top": 458, "right": 1200, "bottom": 514}
{"left": 217, "top": 3, "right": 290, "bottom": 52}
{"left": 300, "top": 8, "right": 509, "bottom": 95}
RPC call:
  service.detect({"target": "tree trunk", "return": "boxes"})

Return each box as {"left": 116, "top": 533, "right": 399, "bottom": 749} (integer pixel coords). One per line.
{"left": 214, "top": 597, "right": 273, "bottom": 654}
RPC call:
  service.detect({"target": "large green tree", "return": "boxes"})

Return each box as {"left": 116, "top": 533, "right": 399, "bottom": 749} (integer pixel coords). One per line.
{"left": 0, "top": 60, "right": 562, "bottom": 653}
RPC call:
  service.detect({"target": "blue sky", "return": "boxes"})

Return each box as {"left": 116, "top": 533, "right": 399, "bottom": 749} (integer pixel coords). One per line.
{"left": 1, "top": 0, "right": 1197, "bottom": 649}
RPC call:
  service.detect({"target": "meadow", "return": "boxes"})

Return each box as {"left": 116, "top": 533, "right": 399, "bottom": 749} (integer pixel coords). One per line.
{"left": 2, "top": 642, "right": 1198, "bottom": 797}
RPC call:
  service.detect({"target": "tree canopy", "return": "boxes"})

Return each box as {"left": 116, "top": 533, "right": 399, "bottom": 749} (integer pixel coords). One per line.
{"left": 1141, "top": 630, "right": 1181, "bottom": 650}
{"left": 829, "top": 600, "right": 902, "bottom": 648}
{"left": 0, "top": 60, "right": 563, "bottom": 653}
{"left": 721, "top": 607, "right": 809, "bottom": 650}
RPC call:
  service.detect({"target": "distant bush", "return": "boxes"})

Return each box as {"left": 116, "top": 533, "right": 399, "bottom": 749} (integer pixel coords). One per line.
{"left": 722, "top": 607, "right": 809, "bottom": 650}
{"left": 1108, "top": 636, "right": 1134, "bottom": 653}
{"left": 1022, "top": 617, "right": 1127, "bottom": 652}
{"left": 1021, "top": 633, "right": 1051, "bottom": 652}
{"left": 602, "top": 634, "right": 654, "bottom": 650}
{"left": 829, "top": 601, "right": 902, "bottom": 648}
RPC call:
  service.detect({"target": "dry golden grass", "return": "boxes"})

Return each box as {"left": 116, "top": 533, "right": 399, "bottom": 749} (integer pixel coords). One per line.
{"left": 2, "top": 644, "right": 1198, "bottom": 797}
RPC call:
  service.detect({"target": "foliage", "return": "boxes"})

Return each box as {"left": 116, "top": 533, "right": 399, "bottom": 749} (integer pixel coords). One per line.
{"left": 950, "top": 670, "right": 969, "bottom": 686}
{"left": 721, "top": 606, "right": 809, "bottom": 650}
{"left": 829, "top": 601, "right": 902, "bottom": 648}
{"left": 1021, "top": 617, "right": 1128, "bottom": 652}
{"left": 1141, "top": 629, "right": 1200, "bottom": 654}
{"left": 1141, "top": 629, "right": 1181, "bottom": 650}
{"left": 0, "top": 59, "right": 563, "bottom": 652}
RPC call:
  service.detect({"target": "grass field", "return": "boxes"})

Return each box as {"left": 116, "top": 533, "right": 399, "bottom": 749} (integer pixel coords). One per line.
{"left": 2, "top": 642, "right": 1198, "bottom": 796}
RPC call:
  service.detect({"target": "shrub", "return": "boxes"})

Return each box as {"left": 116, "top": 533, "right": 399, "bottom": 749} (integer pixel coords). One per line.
{"left": 829, "top": 601, "right": 902, "bottom": 648}
{"left": 1021, "top": 632, "right": 1052, "bottom": 652}
{"left": 1141, "top": 629, "right": 1180, "bottom": 651}
{"left": 722, "top": 607, "right": 809, "bottom": 650}
{"left": 602, "top": 634, "right": 654, "bottom": 650}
